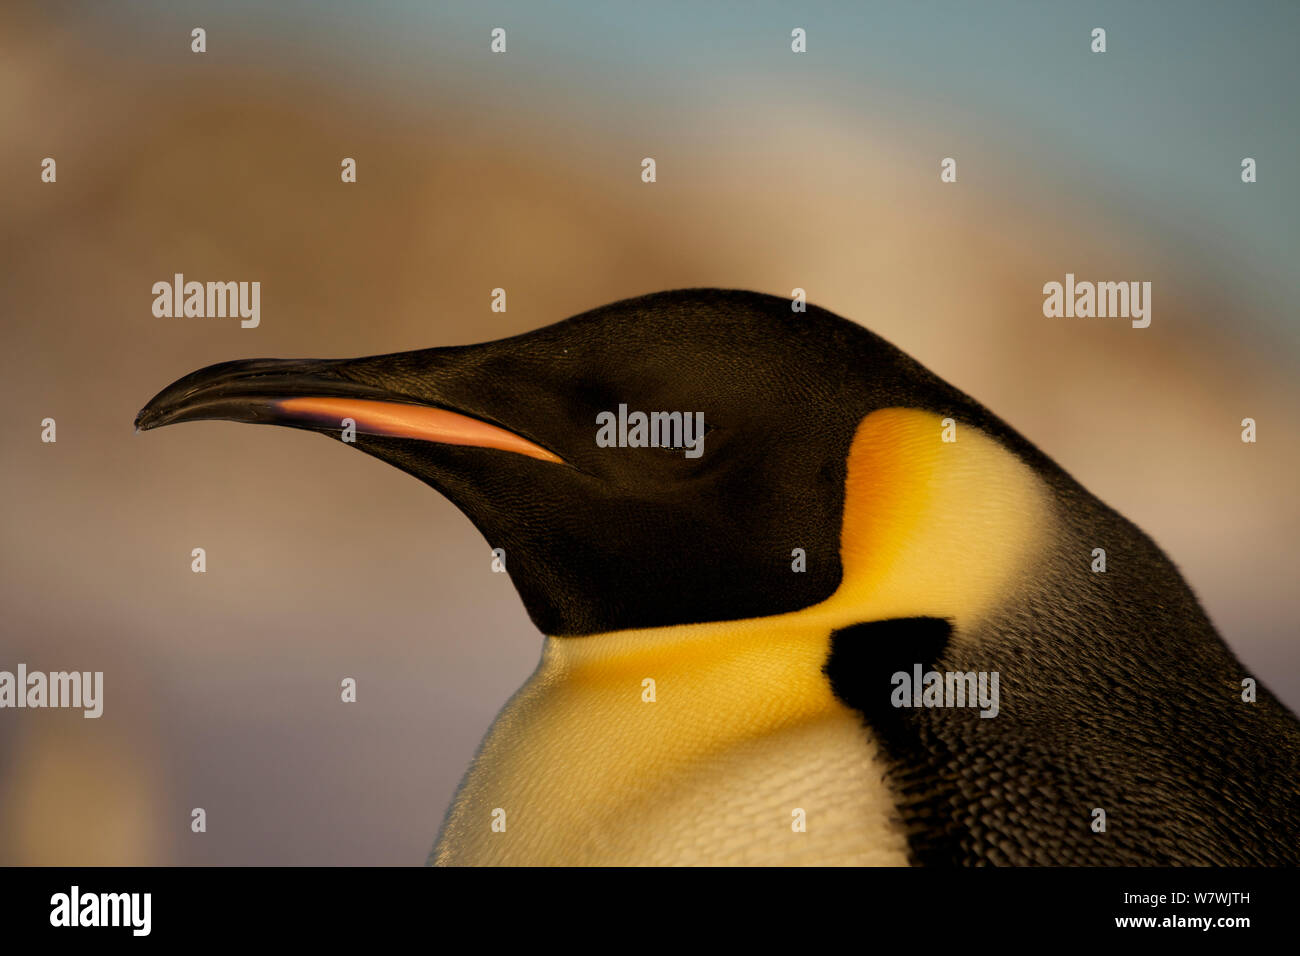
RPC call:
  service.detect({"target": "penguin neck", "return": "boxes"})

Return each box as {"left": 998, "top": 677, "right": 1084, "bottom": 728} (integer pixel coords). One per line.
{"left": 541, "top": 614, "right": 838, "bottom": 740}
{"left": 431, "top": 408, "right": 1056, "bottom": 864}
{"left": 536, "top": 404, "right": 1055, "bottom": 757}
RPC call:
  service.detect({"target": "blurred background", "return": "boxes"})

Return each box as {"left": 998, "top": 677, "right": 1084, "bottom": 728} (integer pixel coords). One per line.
{"left": 1, "top": 0, "right": 1296, "bottom": 864}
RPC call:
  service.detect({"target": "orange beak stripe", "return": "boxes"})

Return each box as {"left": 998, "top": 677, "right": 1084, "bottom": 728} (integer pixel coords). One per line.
{"left": 275, "top": 397, "right": 563, "bottom": 464}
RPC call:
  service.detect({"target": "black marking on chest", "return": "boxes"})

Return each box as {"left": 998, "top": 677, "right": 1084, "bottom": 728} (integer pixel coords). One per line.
{"left": 826, "top": 617, "right": 1122, "bottom": 865}
{"left": 826, "top": 614, "right": 1300, "bottom": 866}
{"left": 824, "top": 617, "right": 976, "bottom": 864}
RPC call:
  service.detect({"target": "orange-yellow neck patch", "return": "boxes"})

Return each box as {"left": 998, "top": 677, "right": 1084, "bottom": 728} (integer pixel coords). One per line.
{"left": 826, "top": 406, "right": 1053, "bottom": 628}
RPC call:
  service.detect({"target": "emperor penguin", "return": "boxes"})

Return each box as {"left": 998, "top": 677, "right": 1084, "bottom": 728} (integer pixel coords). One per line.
{"left": 135, "top": 289, "right": 1300, "bottom": 866}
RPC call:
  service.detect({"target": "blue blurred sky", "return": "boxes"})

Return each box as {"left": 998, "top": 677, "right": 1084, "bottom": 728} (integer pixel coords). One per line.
{"left": 96, "top": 0, "right": 1298, "bottom": 340}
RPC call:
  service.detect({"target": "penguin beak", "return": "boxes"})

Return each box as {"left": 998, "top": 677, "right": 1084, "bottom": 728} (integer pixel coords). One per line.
{"left": 134, "top": 357, "right": 564, "bottom": 464}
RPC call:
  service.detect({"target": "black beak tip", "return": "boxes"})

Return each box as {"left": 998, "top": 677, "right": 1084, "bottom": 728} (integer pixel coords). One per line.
{"left": 133, "top": 395, "right": 172, "bottom": 432}
{"left": 132, "top": 357, "right": 359, "bottom": 436}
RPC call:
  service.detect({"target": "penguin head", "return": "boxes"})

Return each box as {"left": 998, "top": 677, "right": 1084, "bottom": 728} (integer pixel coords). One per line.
{"left": 136, "top": 288, "right": 1038, "bottom": 635}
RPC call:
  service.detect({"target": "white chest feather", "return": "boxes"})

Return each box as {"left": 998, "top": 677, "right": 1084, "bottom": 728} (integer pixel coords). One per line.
{"left": 431, "top": 627, "right": 909, "bottom": 866}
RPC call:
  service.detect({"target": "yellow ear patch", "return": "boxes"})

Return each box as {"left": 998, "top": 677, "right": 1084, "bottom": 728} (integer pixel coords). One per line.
{"left": 825, "top": 407, "right": 1055, "bottom": 629}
